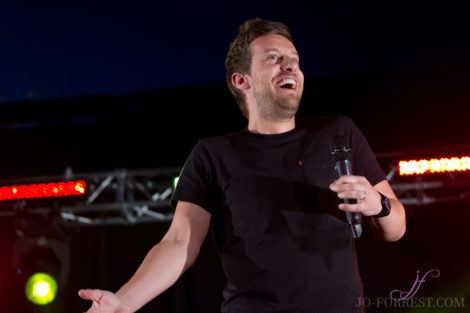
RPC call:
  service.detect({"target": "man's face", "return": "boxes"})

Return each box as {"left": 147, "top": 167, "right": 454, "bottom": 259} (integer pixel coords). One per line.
{"left": 246, "top": 34, "right": 304, "bottom": 120}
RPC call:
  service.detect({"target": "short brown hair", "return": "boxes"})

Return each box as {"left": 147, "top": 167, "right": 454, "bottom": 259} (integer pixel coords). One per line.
{"left": 225, "top": 18, "right": 292, "bottom": 118}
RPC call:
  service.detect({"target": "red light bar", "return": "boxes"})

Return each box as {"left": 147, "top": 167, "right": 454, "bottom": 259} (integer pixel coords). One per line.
{"left": 399, "top": 156, "right": 470, "bottom": 176}
{"left": 0, "top": 180, "right": 86, "bottom": 201}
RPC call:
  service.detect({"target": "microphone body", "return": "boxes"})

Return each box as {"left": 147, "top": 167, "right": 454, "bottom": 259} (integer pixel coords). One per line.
{"left": 331, "top": 136, "right": 362, "bottom": 239}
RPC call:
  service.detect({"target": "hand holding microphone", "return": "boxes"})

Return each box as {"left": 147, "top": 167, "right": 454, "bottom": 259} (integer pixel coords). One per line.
{"left": 329, "top": 175, "right": 382, "bottom": 216}
{"left": 329, "top": 136, "right": 383, "bottom": 238}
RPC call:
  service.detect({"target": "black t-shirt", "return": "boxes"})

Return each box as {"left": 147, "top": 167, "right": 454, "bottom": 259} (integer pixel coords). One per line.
{"left": 172, "top": 115, "right": 385, "bottom": 313}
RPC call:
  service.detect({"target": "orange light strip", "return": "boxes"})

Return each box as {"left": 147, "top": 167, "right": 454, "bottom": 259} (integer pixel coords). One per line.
{"left": 0, "top": 180, "right": 86, "bottom": 201}
{"left": 399, "top": 156, "right": 470, "bottom": 176}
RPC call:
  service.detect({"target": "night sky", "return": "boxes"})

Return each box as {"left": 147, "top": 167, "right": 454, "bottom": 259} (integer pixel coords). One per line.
{"left": 1, "top": 2, "right": 470, "bottom": 178}
{"left": 2, "top": 2, "right": 470, "bottom": 103}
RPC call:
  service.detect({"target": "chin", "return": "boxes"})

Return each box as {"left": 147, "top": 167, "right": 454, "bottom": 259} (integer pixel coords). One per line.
{"left": 276, "top": 103, "right": 299, "bottom": 119}
{"left": 277, "top": 98, "right": 300, "bottom": 111}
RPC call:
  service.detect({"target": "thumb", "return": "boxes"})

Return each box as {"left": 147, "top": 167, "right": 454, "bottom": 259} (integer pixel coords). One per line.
{"left": 78, "top": 289, "right": 104, "bottom": 302}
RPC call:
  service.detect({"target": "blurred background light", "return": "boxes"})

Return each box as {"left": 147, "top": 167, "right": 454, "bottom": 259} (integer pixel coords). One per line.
{"left": 25, "top": 272, "right": 58, "bottom": 305}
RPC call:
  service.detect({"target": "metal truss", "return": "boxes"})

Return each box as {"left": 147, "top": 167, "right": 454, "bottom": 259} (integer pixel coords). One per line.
{"left": 380, "top": 150, "right": 470, "bottom": 206}
{"left": 0, "top": 167, "right": 181, "bottom": 227}
{"left": 2, "top": 149, "right": 470, "bottom": 230}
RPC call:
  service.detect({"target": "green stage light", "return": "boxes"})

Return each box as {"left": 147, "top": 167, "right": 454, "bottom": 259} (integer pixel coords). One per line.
{"left": 173, "top": 176, "right": 180, "bottom": 189}
{"left": 25, "top": 272, "right": 58, "bottom": 305}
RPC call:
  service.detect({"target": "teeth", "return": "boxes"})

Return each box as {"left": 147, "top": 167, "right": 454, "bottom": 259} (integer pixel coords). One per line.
{"left": 277, "top": 79, "right": 296, "bottom": 89}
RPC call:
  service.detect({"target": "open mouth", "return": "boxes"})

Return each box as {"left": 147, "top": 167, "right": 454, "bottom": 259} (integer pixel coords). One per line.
{"left": 276, "top": 78, "right": 297, "bottom": 89}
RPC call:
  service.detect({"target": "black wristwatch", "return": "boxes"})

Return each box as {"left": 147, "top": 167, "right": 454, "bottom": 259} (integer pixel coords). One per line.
{"left": 373, "top": 192, "right": 391, "bottom": 218}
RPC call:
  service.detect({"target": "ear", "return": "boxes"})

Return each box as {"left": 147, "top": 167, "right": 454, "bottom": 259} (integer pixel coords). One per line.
{"left": 231, "top": 72, "right": 250, "bottom": 91}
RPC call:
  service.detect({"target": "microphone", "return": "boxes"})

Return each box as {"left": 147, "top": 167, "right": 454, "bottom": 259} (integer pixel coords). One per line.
{"left": 330, "top": 136, "right": 362, "bottom": 239}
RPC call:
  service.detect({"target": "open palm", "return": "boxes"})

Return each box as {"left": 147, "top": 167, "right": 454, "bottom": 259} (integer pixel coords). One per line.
{"left": 79, "top": 289, "right": 132, "bottom": 313}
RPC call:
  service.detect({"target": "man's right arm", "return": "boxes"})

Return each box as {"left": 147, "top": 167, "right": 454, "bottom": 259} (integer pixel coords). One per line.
{"left": 78, "top": 200, "right": 211, "bottom": 313}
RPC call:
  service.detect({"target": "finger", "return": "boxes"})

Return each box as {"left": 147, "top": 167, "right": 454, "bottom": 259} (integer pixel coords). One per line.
{"left": 337, "top": 190, "right": 366, "bottom": 200}
{"left": 332, "top": 183, "right": 365, "bottom": 193}
{"left": 338, "top": 203, "right": 365, "bottom": 212}
{"left": 78, "top": 289, "right": 103, "bottom": 302}
{"left": 332, "top": 175, "right": 366, "bottom": 184}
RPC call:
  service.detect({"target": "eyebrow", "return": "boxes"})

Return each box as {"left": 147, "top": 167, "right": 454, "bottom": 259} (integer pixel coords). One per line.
{"left": 264, "top": 48, "right": 299, "bottom": 56}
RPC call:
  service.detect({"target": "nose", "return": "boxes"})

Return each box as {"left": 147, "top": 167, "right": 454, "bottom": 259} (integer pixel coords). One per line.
{"left": 280, "top": 57, "right": 299, "bottom": 72}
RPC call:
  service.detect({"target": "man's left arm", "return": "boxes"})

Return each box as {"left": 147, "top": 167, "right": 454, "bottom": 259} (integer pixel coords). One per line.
{"left": 330, "top": 176, "right": 406, "bottom": 241}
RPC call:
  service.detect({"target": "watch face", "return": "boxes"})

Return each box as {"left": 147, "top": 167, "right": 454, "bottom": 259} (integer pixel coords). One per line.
{"left": 377, "top": 193, "right": 391, "bottom": 217}
{"left": 384, "top": 197, "right": 391, "bottom": 210}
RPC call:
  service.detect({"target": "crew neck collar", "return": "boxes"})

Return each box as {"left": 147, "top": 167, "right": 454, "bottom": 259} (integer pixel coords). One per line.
{"left": 241, "top": 125, "right": 298, "bottom": 140}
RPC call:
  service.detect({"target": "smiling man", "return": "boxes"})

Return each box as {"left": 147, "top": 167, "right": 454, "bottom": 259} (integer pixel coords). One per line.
{"left": 79, "top": 18, "right": 406, "bottom": 313}
{"left": 234, "top": 34, "right": 304, "bottom": 124}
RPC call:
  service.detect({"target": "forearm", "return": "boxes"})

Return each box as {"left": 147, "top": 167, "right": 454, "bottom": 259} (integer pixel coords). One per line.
{"left": 368, "top": 198, "right": 406, "bottom": 241}
{"left": 115, "top": 239, "right": 197, "bottom": 312}
{"left": 78, "top": 202, "right": 210, "bottom": 312}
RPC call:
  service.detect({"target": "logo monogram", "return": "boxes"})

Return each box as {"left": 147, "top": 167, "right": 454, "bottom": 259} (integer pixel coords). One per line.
{"left": 390, "top": 269, "right": 441, "bottom": 300}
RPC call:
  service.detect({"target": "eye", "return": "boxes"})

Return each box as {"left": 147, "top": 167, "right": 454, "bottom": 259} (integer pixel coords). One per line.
{"left": 267, "top": 54, "right": 278, "bottom": 61}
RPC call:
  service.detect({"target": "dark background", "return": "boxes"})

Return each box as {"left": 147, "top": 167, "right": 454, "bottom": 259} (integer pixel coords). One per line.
{"left": 1, "top": 1, "right": 470, "bottom": 312}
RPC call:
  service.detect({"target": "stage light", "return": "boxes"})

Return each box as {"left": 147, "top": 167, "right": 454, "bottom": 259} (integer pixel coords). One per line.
{"left": 12, "top": 237, "right": 70, "bottom": 309}
{"left": 173, "top": 176, "right": 180, "bottom": 189}
{"left": 25, "top": 272, "right": 58, "bottom": 305}
{"left": 398, "top": 156, "right": 470, "bottom": 176}
{"left": 0, "top": 180, "right": 86, "bottom": 201}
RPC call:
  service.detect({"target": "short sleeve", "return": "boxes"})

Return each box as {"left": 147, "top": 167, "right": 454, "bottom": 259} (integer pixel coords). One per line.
{"left": 348, "top": 118, "right": 386, "bottom": 186}
{"left": 171, "top": 140, "right": 217, "bottom": 214}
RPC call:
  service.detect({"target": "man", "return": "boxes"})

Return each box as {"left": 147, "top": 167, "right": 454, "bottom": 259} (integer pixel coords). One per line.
{"left": 79, "top": 18, "right": 406, "bottom": 313}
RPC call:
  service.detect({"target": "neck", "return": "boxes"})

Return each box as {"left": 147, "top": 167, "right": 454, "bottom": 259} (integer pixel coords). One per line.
{"left": 247, "top": 115, "right": 296, "bottom": 135}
